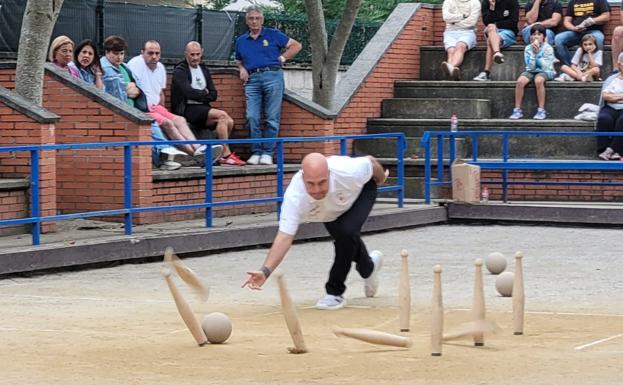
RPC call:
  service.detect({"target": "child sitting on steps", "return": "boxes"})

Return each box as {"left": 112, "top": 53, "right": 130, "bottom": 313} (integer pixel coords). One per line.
{"left": 555, "top": 34, "right": 602, "bottom": 82}
{"left": 509, "top": 24, "right": 557, "bottom": 120}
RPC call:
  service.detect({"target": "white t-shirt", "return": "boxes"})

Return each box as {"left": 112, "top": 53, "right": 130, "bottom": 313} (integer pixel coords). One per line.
{"left": 603, "top": 76, "right": 623, "bottom": 110}
{"left": 571, "top": 49, "right": 602, "bottom": 72}
{"left": 190, "top": 66, "right": 206, "bottom": 90}
{"left": 127, "top": 56, "right": 166, "bottom": 107}
{"left": 278, "top": 156, "right": 373, "bottom": 235}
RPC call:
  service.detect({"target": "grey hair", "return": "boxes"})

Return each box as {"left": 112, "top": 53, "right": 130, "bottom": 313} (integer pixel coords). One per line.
{"left": 245, "top": 5, "right": 263, "bottom": 16}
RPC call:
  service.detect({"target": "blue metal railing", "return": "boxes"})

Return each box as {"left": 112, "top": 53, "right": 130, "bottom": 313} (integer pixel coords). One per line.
{"left": 0, "top": 133, "right": 406, "bottom": 245}
{"left": 420, "top": 130, "right": 623, "bottom": 204}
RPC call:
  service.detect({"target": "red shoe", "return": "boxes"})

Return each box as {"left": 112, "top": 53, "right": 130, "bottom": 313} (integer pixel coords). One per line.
{"left": 219, "top": 152, "right": 246, "bottom": 166}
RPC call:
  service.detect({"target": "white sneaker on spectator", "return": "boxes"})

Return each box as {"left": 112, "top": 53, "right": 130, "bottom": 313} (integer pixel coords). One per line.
{"left": 159, "top": 160, "right": 181, "bottom": 171}
{"left": 259, "top": 154, "right": 273, "bottom": 165}
{"left": 554, "top": 73, "right": 573, "bottom": 82}
{"left": 599, "top": 147, "right": 614, "bottom": 160}
{"left": 473, "top": 72, "right": 490, "bottom": 81}
{"left": 364, "top": 250, "right": 384, "bottom": 297}
{"left": 611, "top": 152, "right": 621, "bottom": 160}
{"left": 315, "top": 294, "right": 346, "bottom": 310}
{"left": 247, "top": 154, "right": 260, "bottom": 165}
{"left": 493, "top": 51, "right": 505, "bottom": 64}
{"left": 210, "top": 145, "right": 224, "bottom": 165}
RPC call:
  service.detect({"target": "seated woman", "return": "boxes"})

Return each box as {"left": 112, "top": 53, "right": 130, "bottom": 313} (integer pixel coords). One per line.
{"left": 68, "top": 39, "right": 103, "bottom": 89}
{"left": 596, "top": 52, "right": 623, "bottom": 160}
{"left": 440, "top": 0, "right": 481, "bottom": 80}
{"left": 48, "top": 36, "right": 80, "bottom": 78}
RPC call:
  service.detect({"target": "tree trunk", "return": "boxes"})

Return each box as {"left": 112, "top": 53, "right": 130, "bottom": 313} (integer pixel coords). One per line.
{"left": 304, "top": 0, "right": 361, "bottom": 109}
{"left": 15, "top": 0, "right": 64, "bottom": 106}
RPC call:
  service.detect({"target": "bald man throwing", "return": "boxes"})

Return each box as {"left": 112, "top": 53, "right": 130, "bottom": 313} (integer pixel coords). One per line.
{"left": 243, "top": 153, "right": 389, "bottom": 310}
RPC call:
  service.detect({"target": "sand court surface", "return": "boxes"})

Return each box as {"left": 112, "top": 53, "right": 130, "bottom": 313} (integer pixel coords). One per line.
{"left": 1, "top": 224, "right": 621, "bottom": 384}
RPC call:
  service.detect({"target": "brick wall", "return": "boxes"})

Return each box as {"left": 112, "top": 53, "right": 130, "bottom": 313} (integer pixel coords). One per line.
{"left": 482, "top": 170, "right": 623, "bottom": 201}
{"left": 0, "top": 188, "right": 28, "bottom": 236}
{"left": 0, "top": 96, "right": 57, "bottom": 232}
{"left": 151, "top": 172, "right": 296, "bottom": 221}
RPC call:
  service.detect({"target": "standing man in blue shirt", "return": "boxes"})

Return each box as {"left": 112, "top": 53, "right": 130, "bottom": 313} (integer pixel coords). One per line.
{"left": 235, "top": 6, "right": 302, "bottom": 165}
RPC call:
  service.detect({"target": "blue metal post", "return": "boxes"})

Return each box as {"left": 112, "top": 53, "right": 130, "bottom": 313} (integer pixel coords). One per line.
{"left": 502, "top": 133, "right": 509, "bottom": 202}
{"left": 276, "top": 141, "right": 284, "bottom": 221}
{"left": 472, "top": 134, "right": 479, "bottom": 161}
{"left": 123, "top": 145, "right": 133, "bottom": 235}
{"left": 397, "top": 134, "right": 405, "bottom": 208}
{"left": 424, "top": 136, "right": 432, "bottom": 204}
{"left": 436, "top": 134, "right": 444, "bottom": 184}
{"left": 340, "top": 138, "right": 347, "bottom": 156}
{"left": 204, "top": 145, "right": 214, "bottom": 227}
{"left": 30, "top": 149, "right": 41, "bottom": 245}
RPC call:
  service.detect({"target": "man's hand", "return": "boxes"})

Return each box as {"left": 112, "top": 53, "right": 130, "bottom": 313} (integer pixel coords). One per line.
{"left": 126, "top": 82, "right": 140, "bottom": 98}
{"left": 239, "top": 67, "right": 249, "bottom": 84}
{"left": 489, "top": 0, "right": 496, "bottom": 10}
{"left": 242, "top": 271, "right": 267, "bottom": 290}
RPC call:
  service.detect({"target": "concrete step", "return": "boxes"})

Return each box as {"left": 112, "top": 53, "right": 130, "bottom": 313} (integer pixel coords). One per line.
{"left": 365, "top": 119, "right": 597, "bottom": 159}
{"left": 382, "top": 98, "right": 491, "bottom": 119}
{"left": 419, "top": 46, "right": 615, "bottom": 81}
{"left": 393, "top": 80, "right": 602, "bottom": 120}
{"left": 355, "top": 136, "right": 468, "bottom": 159}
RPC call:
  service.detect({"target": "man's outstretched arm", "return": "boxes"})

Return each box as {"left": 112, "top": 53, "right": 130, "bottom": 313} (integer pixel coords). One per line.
{"left": 242, "top": 231, "right": 295, "bottom": 289}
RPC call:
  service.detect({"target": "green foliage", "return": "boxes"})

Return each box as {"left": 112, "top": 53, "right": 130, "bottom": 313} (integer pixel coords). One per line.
{"left": 267, "top": 0, "right": 425, "bottom": 22}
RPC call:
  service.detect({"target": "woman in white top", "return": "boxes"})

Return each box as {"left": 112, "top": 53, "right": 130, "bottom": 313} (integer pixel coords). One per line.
{"left": 441, "top": 0, "right": 481, "bottom": 80}
{"left": 596, "top": 52, "right": 623, "bottom": 160}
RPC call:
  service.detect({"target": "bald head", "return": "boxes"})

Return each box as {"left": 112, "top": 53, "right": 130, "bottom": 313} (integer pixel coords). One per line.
{"left": 184, "top": 41, "right": 203, "bottom": 68}
{"left": 301, "top": 153, "right": 329, "bottom": 200}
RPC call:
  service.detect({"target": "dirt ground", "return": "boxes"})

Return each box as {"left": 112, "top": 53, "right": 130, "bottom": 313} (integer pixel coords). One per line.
{"left": 1, "top": 224, "right": 622, "bottom": 385}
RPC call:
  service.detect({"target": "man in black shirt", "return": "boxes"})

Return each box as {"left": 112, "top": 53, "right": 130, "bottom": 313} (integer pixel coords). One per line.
{"left": 553, "top": 0, "right": 610, "bottom": 66}
{"left": 473, "top": 0, "right": 519, "bottom": 81}
{"left": 521, "top": 0, "right": 563, "bottom": 44}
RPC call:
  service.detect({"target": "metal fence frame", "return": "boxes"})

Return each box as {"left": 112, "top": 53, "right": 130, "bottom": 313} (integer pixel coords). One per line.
{"left": 0, "top": 134, "right": 406, "bottom": 245}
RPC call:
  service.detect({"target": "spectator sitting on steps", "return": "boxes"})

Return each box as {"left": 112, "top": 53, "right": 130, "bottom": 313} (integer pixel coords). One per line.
{"left": 509, "top": 24, "right": 556, "bottom": 120}
{"left": 440, "top": 0, "right": 481, "bottom": 80}
{"left": 553, "top": 0, "right": 609, "bottom": 67}
{"left": 127, "top": 40, "right": 223, "bottom": 167}
{"left": 171, "top": 41, "right": 245, "bottom": 166}
{"left": 100, "top": 35, "right": 196, "bottom": 171}
{"left": 596, "top": 53, "right": 623, "bottom": 160}
{"left": 555, "top": 34, "right": 602, "bottom": 82}
{"left": 473, "top": 0, "right": 519, "bottom": 81}
{"left": 520, "top": 0, "right": 562, "bottom": 45}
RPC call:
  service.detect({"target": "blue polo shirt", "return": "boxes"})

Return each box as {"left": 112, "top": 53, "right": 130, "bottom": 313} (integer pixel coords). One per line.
{"left": 235, "top": 27, "right": 289, "bottom": 72}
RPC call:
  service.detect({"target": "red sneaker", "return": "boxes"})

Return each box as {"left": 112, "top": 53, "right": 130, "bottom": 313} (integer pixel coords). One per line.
{"left": 219, "top": 152, "right": 246, "bottom": 166}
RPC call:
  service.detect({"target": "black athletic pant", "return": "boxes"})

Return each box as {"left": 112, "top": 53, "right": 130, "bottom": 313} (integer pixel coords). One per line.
{"left": 596, "top": 105, "right": 623, "bottom": 154}
{"left": 323, "top": 178, "right": 377, "bottom": 296}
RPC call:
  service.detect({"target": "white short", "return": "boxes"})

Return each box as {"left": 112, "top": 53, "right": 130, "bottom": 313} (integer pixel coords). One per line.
{"left": 443, "top": 30, "right": 477, "bottom": 51}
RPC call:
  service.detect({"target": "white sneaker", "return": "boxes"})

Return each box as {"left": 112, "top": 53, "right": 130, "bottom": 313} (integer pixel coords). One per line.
{"left": 315, "top": 294, "right": 346, "bottom": 310}
{"left": 473, "top": 71, "right": 490, "bottom": 81}
{"left": 259, "top": 154, "right": 273, "bottom": 165}
{"left": 247, "top": 154, "right": 260, "bottom": 165}
{"left": 210, "top": 145, "right": 224, "bottom": 165}
{"left": 364, "top": 250, "right": 384, "bottom": 297}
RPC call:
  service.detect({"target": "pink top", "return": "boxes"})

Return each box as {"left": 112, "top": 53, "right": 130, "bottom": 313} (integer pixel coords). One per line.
{"left": 53, "top": 61, "right": 80, "bottom": 78}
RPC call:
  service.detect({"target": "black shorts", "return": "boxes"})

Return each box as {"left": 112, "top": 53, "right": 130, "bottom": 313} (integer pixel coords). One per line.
{"left": 184, "top": 104, "right": 213, "bottom": 130}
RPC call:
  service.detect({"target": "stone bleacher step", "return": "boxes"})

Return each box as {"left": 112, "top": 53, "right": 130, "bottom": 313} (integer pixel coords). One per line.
{"left": 393, "top": 80, "right": 602, "bottom": 120}
{"left": 361, "top": 118, "right": 597, "bottom": 159}
{"left": 382, "top": 98, "right": 491, "bottom": 119}
{"left": 419, "top": 45, "right": 615, "bottom": 82}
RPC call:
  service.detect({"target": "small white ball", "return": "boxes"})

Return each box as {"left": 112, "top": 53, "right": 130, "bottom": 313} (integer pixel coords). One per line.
{"left": 495, "top": 272, "right": 514, "bottom": 297}
{"left": 486, "top": 252, "right": 507, "bottom": 274}
{"left": 201, "top": 312, "right": 232, "bottom": 344}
